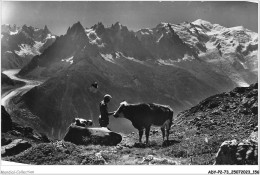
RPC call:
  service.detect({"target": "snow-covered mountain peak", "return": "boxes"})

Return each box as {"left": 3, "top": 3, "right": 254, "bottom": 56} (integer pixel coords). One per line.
{"left": 192, "top": 19, "right": 213, "bottom": 28}
{"left": 155, "top": 22, "right": 169, "bottom": 28}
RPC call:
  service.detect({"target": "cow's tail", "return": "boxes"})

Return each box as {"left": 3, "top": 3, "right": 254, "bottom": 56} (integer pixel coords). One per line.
{"left": 165, "top": 108, "right": 174, "bottom": 130}
{"left": 169, "top": 109, "right": 174, "bottom": 128}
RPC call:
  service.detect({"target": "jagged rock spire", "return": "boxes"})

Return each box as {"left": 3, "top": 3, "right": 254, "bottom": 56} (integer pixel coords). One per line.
{"left": 66, "top": 21, "right": 85, "bottom": 36}
{"left": 43, "top": 25, "right": 50, "bottom": 33}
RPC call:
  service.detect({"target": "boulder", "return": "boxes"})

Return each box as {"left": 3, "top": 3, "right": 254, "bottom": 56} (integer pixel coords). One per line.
{"left": 1, "top": 139, "right": 32, "bottom": 157}
{"left": 251, "top": 103, "right": 258, "bottom": 115}
{"left": 140, "top": 155, "right": 178, "bottom": 165}
{"left": 64, "top": 124, "right": 122, "bottom": 146}
{"left": 214, "top": 131, "right": 258, "bottom": 165}
{"left": 1, "top": 138, "right": 12, "bottom": 146}
{"left": 1, "top": 106, "right": 12, "bottom": 132}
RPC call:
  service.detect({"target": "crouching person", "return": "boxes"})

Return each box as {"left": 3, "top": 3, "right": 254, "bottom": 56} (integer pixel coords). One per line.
{"left": 73, "top": 118, "right": 93, "bottom": 127}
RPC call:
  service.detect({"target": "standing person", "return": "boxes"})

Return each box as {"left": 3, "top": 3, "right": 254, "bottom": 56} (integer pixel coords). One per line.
{"left": 99, "top": 94, "right": 114, "bottom": 128}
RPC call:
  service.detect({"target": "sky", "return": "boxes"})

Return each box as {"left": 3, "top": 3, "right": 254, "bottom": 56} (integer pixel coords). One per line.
{"left": 1, "top": 1, "right": 258, "bottom": 35}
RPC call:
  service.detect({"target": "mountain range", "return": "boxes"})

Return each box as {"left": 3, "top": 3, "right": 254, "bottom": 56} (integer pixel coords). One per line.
{"left": 3, "top": 19, "right": 258, "bottom": 139}
{"left": 1, "top": 24, "right": 56, "bottom": 70}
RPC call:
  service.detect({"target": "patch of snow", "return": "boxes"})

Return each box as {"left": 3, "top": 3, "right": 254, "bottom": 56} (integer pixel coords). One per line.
{"left": 15, "top": 44, "right": 34, "bottom": 57}
{"left": 248, "top": 50, "right": 258, "bottom": 57}
{"left": 228, "top": 26, "right": 244, "bottom": 31}
{"left": 157, "top": 59, "right": 176, "bottom": 66}
{"left": 86, "top": 29, "right": 104, "bottom": 47}
{"left": 182, "top": 54, "right": 195, "bottom": 61}
{"left": 61, "top": 56, "right": 74, "bottom": 64}
{"left": 10, "top": 30, "right": 18, "bottom": 35}
{"left": 141, "top": 31, "right": 151, "bottom": 35}
{"left": 212, "top": 24, "right": 225, "bottom": 31}
{"left": 192, "top": 19, "right": 212, "bottom": 28}
{"left": 124, "top": 56, "right": 144, "bottom": 64}
{"left": 239, "top": 61, "right": 248, "bottom": 69}
{"left": 46, "top": 33, "right": 56, "bottom": 39}
{"left": 157, "top": 55, "right": 194, "bottom": 66}
{"left": 85, "top": 28, "right": 92, "bottom": 33}
{"left": 115, "top": 52, "right": 121, "bottom": 58}
{"left": 206, "top": 29, "right": 223, "bottom": 36}
{"left": 100, "top": 54, "right": 115, "bottom": 63}
{"left": 14, "top": 41, "right": 46, "bottom": 57}
{"left": 156, "top": 33, "right": 164, "bottom": 43}
{"left": 235, "top": 80, "right": 249, "bottom": 87}
{"left": 33, "top": 41, "right": 44, "bottom": 54}
{"left": 157, "top": 59, "right": 184, "bottom": 66}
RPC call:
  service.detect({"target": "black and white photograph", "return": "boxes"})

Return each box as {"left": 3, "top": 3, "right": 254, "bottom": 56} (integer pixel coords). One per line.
{"left": 1, "top": 0, "right": 258, "bottom": 174}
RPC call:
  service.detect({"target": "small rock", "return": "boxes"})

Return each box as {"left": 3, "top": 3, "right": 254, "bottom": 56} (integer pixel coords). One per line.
{"left": 212, "top": 110, "right": 221, "bottom": 115}
{"left": 1, "top": 138, "right": 12, "bottom": 146}
{"left": 251, "top": 103, "right": 257, "bottom": 114}
{"left": 1, "top": 139, "right": 31, "bottom": 157}
{"left": 208, "top": 101, "right": 220, "bottom": 109}
{"left": 215, "top": 131, "right": 258, "bottom": 165}
{"left": 233, "top": 87, "right": 246, "bottom": 94}
{"left": 64, "top": 150, "right": 70, "bottom": 154}
{"left": 133, "top": 142, "right": 146, "bottom": 148}
{"left": 10, "top": 130, "right": 22, "bottom": 136}
{"left": 1, "top": 106, "right": 12, "bottom": 132}
{"left": 116, "top": 145, "right": 123, "bottom": 150}
{"left": 196, "top": 131, "right": 201, "bottom": 135}
{"left": 249, "top": 83, "right": 258, "bottom": 89}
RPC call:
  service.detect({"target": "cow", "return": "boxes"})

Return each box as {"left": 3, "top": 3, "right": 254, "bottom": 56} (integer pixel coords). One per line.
{"left": 73, "top": 118, "right": 93, "bottom": 127}
{"left": 113, "top": 101, "right": 173, "bottom": 144}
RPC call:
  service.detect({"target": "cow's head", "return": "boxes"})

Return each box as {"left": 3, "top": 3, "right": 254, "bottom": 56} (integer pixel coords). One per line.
{"left": 114, "top": 101, "right": 128, "bottom": 118}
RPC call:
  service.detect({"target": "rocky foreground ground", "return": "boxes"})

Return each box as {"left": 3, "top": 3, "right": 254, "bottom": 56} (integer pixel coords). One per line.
{"left": 1, "top": 83, "right": 258, "bottom": 165}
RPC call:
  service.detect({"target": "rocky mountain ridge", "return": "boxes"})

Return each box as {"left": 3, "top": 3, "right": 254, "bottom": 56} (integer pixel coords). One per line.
{"left": 18, "top": 19, "right": 258, "bottom": 76}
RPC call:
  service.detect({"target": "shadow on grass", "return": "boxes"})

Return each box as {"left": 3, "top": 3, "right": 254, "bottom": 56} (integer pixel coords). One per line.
{"left": 132, "top": 139, "right": 181, "bottom": 148}
{"left": 162, "top": 140, "right": 181, "bottom": 147}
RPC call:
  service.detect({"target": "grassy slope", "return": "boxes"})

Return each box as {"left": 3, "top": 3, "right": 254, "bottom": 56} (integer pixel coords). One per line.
{"left": 3, "top": 84, "right": 257, "bottom": 165}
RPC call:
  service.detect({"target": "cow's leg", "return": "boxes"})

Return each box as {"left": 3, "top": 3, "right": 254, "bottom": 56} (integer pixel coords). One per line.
{"left": 165, "top": 120, "right": 171, "bottom": 141}
{"left": 166, "top": 128, "right": 170, "bottom": 141}
{"left": 138, "top": 129, "right": 143, "bottom": 143}
{"left": 161, "top": 126, "right": 165, "bottom": 141}
{"left": 145, "top": 126, "right": 151, "bottom": 145}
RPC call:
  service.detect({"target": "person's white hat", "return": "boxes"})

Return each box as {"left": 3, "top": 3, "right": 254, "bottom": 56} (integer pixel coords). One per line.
{"left": 104, "top": 94, "right": 112, "bottom": 100}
